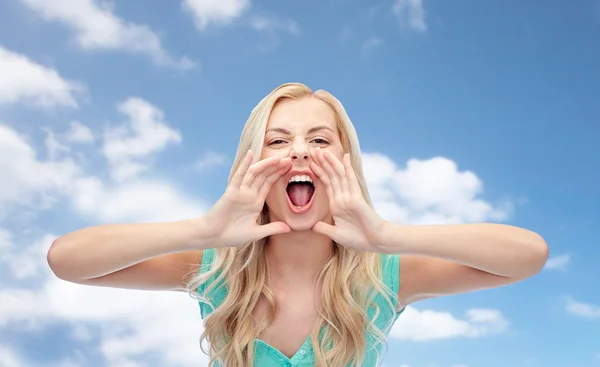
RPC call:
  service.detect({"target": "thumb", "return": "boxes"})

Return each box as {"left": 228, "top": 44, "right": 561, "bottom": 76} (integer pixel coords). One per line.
{"left": 258, "top": 221, "right": 291, "bottom": 238}
{"left": 312, "top": 221, "right": 336, "bottom": 238}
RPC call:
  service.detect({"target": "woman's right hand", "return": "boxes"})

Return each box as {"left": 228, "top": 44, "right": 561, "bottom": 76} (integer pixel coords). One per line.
{"left": 202, "top": 150, "right": 292, "bottom": 248}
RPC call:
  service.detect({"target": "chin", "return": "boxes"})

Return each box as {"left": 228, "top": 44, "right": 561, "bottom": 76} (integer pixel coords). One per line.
{"left": 279, "top": 209, "right": 329, "bottom": 232}
{"left": 286, "top": 218, "right": 317, "bottom": 232}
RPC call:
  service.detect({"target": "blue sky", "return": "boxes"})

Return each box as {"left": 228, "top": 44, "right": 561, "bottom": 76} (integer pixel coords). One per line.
{"left": 0, "top": 0, "right": 599, "bottom": 366}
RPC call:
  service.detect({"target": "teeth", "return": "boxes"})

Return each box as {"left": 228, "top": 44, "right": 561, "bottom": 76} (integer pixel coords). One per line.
{"left": 288, "top": 175, "right": 312, "bottom": 184}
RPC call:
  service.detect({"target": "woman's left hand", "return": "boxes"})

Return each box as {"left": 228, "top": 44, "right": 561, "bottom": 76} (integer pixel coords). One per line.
{"left": 309, "top": 147, "right": 390, "bottom": 252}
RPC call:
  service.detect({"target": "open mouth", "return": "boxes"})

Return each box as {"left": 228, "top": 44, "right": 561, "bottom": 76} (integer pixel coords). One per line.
{"left": 285, "top": 175, "right": 315, "bottom": 214}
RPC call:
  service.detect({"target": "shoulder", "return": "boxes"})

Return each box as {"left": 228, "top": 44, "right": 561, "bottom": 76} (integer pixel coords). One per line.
{"left": 379, "top": 253, "right": 403, "bottom": 312}
{"left": 197, "top": 247, "right": 219, "bottom": 289}
{"left": 380, "top": 253, "right": 400, "bottom": 293}
{"left": 196, "top": 248, "right": 228, "bottom": 319}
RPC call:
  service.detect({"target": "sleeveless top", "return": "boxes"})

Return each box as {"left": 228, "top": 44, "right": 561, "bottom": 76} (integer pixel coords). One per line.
{"left": 197, "top": 248, "right": 404, "bottom": 367}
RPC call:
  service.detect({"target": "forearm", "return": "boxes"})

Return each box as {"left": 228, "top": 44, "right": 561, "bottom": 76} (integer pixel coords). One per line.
{"left": 47, "top": 217, "right": 212, "bottom": 280}
{"left": 380, "top": 222, "right": 549, "bottom": 278}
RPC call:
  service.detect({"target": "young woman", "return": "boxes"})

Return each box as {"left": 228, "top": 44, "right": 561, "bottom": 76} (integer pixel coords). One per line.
{"left": 47, "top": 83, "right": 549, "bottom": 367}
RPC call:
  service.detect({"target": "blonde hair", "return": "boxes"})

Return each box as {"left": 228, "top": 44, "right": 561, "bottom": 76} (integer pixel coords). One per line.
{"left": 186, "top": 83, "right": 397, "bottom": 367}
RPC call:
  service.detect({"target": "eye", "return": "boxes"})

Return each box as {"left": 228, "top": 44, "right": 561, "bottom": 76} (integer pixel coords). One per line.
{"left": 268, "top": 139, "right": 286, "bottom": 145}
{"left": 311, "top": 138, "right": 329, "bottom": 145}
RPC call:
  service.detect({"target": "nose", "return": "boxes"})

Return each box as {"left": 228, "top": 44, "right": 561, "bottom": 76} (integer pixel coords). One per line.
{"left": 290, "top": 140, "right": 309, "bottom": 161}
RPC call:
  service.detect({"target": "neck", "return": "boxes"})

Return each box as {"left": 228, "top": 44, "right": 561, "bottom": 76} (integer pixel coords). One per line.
{"left": 265, "top": 229, "right": 334, "bottom": 284}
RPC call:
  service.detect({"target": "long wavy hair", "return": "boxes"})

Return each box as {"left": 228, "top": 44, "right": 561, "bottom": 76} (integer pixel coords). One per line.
{"left": 186, "top": 83, "right": 397, "bottom": 367}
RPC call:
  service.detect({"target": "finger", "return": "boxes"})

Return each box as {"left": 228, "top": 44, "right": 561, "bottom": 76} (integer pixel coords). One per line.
{"left": 311, "top": 146, "right": 326, "bottom": 171}
{"left": 324, "top": 150, "right": 350, "bottom": 196}
{"left": 310, "top": 160, "right": 334, "bottom": 201}
{"left": 250, "top": 157, "right": 290, "bottom": 190}
{"left": 241, "top": 156, "right": 281, "bottom": 189}
{"left": 343, "top": 153, "right": 362, "bottom": 198}
{"left": 312, "top": 221, "right": 336, "bottom": 239}
{"left": 258, "top": 221, "right": 291, "bottom": 238}
{"left": 257, "top": 159, "right": 291, "bottom": 199}
{"left": 317, "top": 148, "right": 343, "bottom": 198}
{"left": 310, "top": 148, "right": 335, "bottom": 200}
{"left": 230, "top": 150, "right": 253, "bottom": 189}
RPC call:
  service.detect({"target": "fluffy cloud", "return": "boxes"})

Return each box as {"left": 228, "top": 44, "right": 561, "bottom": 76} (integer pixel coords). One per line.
{"left": 0, "top": 230, "right": 55, "bottom": 280}
{"left": 0, "top": 45, "right": 83, "bottom": 108}
{"left": 1, "top": 98, "right": 207, "bottom": 366}
{"left": 102, "top": 97, "right": 182, "bottom": 182}
{"left": 544, "top": 253, "right": 571, "bottom": 272}
{"left": 72, "top": 177, "right": 206, "bottom": 223}
{"left": 183, "top": 0, "right": 250, "bottom": 30}
{"left": 64, "top": 121, "right": 95, "bottom": 144}
{"left": 0, "top": 96, "right": 199, "bottom": 222}
{"left": 193, "top": 151, "right": 228, "bottom": 171}
{"left": 392, "top": 0, "right": 427, "bottom": 32}
{"left": 19, "top": 0, "right": 194, "bottom": 69}
{"left": 565, "top": 298, "right": 600, "bottom": 320}
{"left": 182, "top": 0, "right": 299, "bottom": 44}
{"left": 0, "top": 247, "right": 209, "bottom": 366}
{"left": 249, "top": 15, "right": 300, "bottom": 34}
{"left": 362, "top": 153, "right": 512, "bottom": 225}
{"left": 390, "top": 306, "right": 508, "bottom": 341}
{"left": 0, "top": 123, "right": 81, "bottom": 220}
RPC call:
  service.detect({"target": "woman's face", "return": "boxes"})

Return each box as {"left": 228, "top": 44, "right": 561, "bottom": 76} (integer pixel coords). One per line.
{"left": 262, "top": 97, "right": 345, "bottom": 231}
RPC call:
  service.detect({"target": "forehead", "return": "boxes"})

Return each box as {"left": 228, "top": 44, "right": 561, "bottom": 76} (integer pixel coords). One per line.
{"left": 266, "top": 97, "right": 337, "bottom": 132}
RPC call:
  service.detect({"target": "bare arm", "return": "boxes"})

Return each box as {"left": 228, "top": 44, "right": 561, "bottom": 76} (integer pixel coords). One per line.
{"left": 47, "top": 218, "right": 212, "bottom": 291}
{"left": 378, "top": 223, "right": 549, "bottom": 306}
{"left": 47, "top": 154, "right": 293, "bottom": 292}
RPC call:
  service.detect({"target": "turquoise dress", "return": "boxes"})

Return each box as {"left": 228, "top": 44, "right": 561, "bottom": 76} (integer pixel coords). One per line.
{"left": 197, "top": 248, "right": 404, "bottom": 366}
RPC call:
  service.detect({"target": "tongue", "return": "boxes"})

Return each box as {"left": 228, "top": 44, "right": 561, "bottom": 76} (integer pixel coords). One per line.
{"left": 287, "top": 183, "right": 314, "bottom": 207}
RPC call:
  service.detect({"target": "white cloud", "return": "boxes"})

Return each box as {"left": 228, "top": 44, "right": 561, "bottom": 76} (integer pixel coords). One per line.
{"left": 361, "top": 37, "right": 383, "bottom": 54}
{"left": 565, "top": 298, "right": 600, "bottom": 320}
{"left": 544, "top": 253, "right": 570, "bottom": 272}
{"left": 0, "top": 140, "right": 206, "bottom": 366}
{"left": 183, "top": 0, "right": 250, "bottom": 30}
{"left": 64, "top": 121, "right": 95, "bottom": 144}
{"left": 102, "top": 97, "right": 182, "bottom": 182}
{"left": 1, "top": 231, "right": 55, "bottom": 280}
{"left": 390, "top": 306, "right": 508, "bottom": 341}
{"left": 0, "top": 227, "right": 11, "bottom": 251}
{"left": 0, "top": 93, "right": 210, "bottom": 366}
{"left": 0, "top": 123, "right": 81, "bottom": 220}
{"left": 193, "top": 151, "right": 228, "bottom": 171}
{"left": 43, "top": 127, "right": 71, "bottom": 160}
{"left": 0, "top": 98, "right": 195, "bottom": 221}
{"left": 0, "top": 279, "right": 209, "bottom": 366}
{"left": 182, "top": 0, "right": 297, "bottom": 37}
{"left": 392, "top": 0, "right": 427, "bottom": 32}
{"left": 0, "top": 227, "right": 209, "bottom": 366}
{"left": 72, "top": 177, "right": 206, "bottom": 223}
{"left": 249, "top": 15, "right": 300, "bottom": 35}
{"left": 20, "top": 0, "right": 194, "bottom": 69}
{"left": 363, "top": 153, "right": 512, "bottom": 225}
{"left": 0, "top": 346, "right": 28, "bottom": 367}
{"left": 0, "top": 45, "right": 83, "bottom": 108}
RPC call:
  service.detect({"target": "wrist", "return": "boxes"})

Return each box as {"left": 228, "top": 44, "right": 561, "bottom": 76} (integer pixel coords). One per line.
{"left": 377, "top": 222, "right": 407, "bottom": 254}
{"left": 185, "top": 216, "right": 223, "bottom": 250}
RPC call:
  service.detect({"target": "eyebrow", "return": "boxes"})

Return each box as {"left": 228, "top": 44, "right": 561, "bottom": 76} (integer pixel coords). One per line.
{"left": 266, "top": 125, "right": 335, "bottom": 135}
